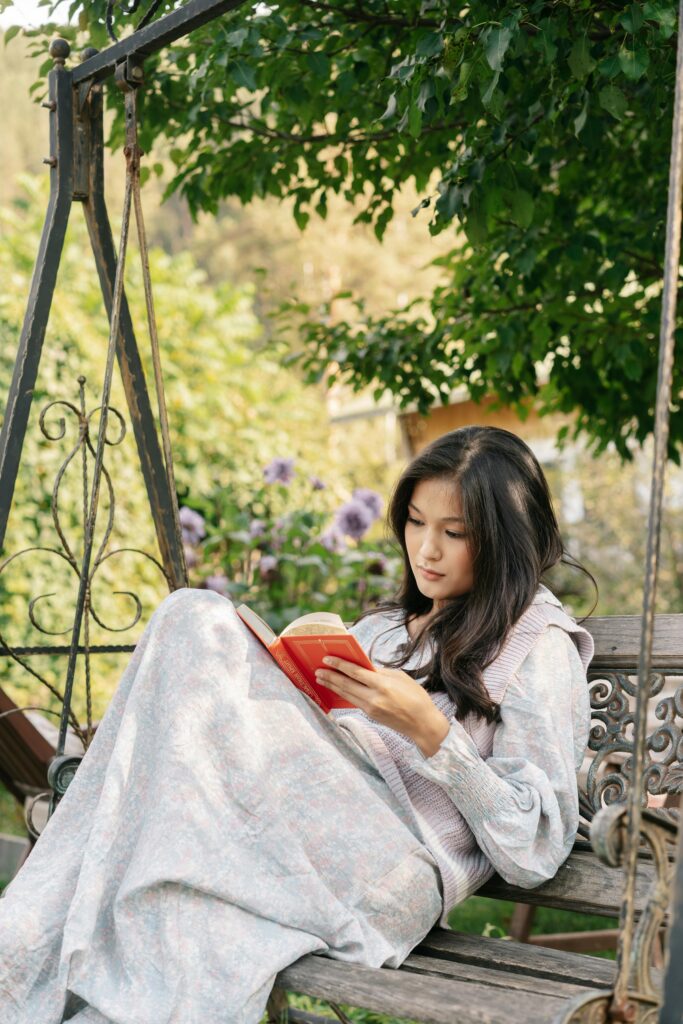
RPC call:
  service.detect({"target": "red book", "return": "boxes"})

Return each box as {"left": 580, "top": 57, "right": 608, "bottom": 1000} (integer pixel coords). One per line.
{"left": 235, "top": 605, "right": 374, "bottom": 713}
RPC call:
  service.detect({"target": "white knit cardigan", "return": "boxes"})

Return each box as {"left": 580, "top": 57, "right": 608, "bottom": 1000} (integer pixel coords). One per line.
{"left": 333, "top": 586, "right": 594, "bottom": 926}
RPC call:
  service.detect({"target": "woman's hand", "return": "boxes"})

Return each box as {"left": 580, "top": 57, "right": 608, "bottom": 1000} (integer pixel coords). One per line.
{"left": 315, "top": 657, "right": 451, "bottom": 757}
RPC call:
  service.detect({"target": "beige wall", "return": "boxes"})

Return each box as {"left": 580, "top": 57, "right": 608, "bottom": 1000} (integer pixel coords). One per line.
{"left": 400, "top": 398, "right": 569, "bottom": 455}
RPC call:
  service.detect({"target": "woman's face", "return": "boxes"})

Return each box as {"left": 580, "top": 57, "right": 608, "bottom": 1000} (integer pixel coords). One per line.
{"left": 404, "top": 477, "right": 474, "bottom": 608}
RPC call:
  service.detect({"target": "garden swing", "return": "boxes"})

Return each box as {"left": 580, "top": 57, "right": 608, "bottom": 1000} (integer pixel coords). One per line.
{"left": 0, "top": 1, "right": 682, "bottom": 1021}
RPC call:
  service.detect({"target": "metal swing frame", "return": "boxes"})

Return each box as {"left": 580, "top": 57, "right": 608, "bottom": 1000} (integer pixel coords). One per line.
{"left": 0, "top": 1, "right": 681, "bottom": 1020}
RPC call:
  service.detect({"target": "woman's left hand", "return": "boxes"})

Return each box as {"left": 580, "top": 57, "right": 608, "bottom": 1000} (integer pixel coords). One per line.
{"left": 315, "top": 657, "right": 451, "bottom": 757}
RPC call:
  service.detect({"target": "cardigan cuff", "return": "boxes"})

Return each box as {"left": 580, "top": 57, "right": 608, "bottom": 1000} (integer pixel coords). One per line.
{"left": 408, "top": 717, "right": 482, "bottom": 775}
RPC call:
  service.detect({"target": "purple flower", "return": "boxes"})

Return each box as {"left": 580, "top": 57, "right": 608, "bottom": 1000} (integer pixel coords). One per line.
{"left": 334, "top": 499, "right": 374, "bottom": 541}
{"left": 263, "top": 457, "right": 296, "bottom": 486}
{"left": 179, "top": 506, "right": 206, "bottom": 546}
{"left": 319, "top": 527, "right": 347, "bottom": 554}
{"left": 309, "top": 475, "right": 326, "bottom": 491}
{"left": 248, "top": 519, "right": 266, "bottom": 538}
{"left": 352, "top": 488, "right": 383, "bottom": 521}
{"left": 205, "top": 574, "right": 229, "bottom": 596}
{"left": 258, "top": 554, "right": 279, "bottom": 580}
{"left": 183, "top": 544, "right": 199, "bottom": 569}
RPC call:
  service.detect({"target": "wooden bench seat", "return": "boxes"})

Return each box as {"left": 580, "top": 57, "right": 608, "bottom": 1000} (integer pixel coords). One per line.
{"left": 269, "top": 613, "right": 683, "bottom": 1023}
{"left": 479, "top": 842, "right": 652, "bottom": 918}
{"left": 279, "top": 929, "right": 618, "bottom": 1024}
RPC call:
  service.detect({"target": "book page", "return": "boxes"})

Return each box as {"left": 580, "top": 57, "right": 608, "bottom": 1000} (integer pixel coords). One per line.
{"left": 280, "top": 612, "right": 347, "bottom": 638}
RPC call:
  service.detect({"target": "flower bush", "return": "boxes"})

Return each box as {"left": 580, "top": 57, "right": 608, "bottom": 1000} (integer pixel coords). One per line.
{"left": 181, "top": 460, "right": 401, "bottom": 633}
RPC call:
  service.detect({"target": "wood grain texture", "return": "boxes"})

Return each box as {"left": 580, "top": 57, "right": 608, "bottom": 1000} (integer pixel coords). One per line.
{"left": 479, "top": 848, "right": 653, "bottom": 916}
{"left": 413, "top": 929, "right": 616, "bottom": 989}
{"left": 587, "top": 615, "right": 683, "bottom": 669}
{"left": 277, "top": 954, "right": 575, "bottom": 1024}
{"left": 399, "top": 953, "right": 594, "bottom": 998}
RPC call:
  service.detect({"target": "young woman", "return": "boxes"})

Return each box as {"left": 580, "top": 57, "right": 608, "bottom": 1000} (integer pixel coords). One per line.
{"left": 0, "top": 426, "right": 594, "bottom": 1024}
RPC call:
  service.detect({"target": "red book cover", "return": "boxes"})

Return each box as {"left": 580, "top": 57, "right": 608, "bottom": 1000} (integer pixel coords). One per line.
{"left": 235, "top": 605, "right": 374, "bottom": 713}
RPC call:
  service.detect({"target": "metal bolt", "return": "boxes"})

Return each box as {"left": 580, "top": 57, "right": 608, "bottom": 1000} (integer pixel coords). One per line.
{"left": 81, "top": 46, "right": 99, "bottom": 63}
{"left": 41, "top": 100, "right": 57, "bottom": 112}
{"left": 43, "top": 157, "right": 57, "bottom": 168}
{"left": 131, "top": 65, "right": 144, "bottom": 81}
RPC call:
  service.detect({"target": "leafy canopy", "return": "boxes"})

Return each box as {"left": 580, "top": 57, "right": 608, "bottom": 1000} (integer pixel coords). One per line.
{"left": 11, "top": 0, "right": 683, "bottom": 457}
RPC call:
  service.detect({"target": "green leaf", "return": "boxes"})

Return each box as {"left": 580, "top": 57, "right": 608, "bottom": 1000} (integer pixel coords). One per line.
{"left": 538, "top": 29, "right": 558, "bottom": 64}
{"left": 481, "top": 69, "right": 500, "bottom": 107}
{"left": 599, "top": 84, "right": 628, "bottom": 121}
{"left": 225, "top": 27, "right": 248, "bottom": 48}
{"left": 619, "top": 44, "right": 650, "bottom": 81}
{"left": 597, "top": 54, "right": 622, "bottom": 79}
{"left": 464, "top": 196, "right": 488, "bottom": 245}
{"left": 228, "top": 59, "right": 257, "bottom": 91}
{"left": 484, "top": 25, "right": 513, "bottom": 72}
{"left": 574, "top": 100, "right": 588, "bottom": 137}
{"left": 643, "top": 1, "right": 677, "bottom": 37}
{"left": 3, "top": 24, "right": 20, "bottom": 44}
{"left": 380, "top": 92, "right": 397, "bottom": 122}
{"left": 306, "top": 51, "right": 330, "bottom": 77}
{"left": 568, "top": 38, "right": 596, "bottom": 80}
{"left": 408, "top": 102, "right": 422, "bottom": 138}
{"left": 510, "top": 189, "right": 534, "bottom": 228}
{"left": 620, "top": 4, "right": 645, "bottom": 32}
{"left": 416, "top": 31, "right": 444, "bottom": 59}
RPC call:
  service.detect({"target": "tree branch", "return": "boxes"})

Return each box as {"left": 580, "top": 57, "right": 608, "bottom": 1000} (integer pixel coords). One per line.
{"left": 295, "top": 0, "right": 446, "bottom": 30}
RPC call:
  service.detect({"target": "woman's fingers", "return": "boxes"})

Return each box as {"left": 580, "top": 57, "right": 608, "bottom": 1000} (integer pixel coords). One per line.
{"left": 320, "top": 656, "right": 374, "bottom": 684}
{"left": 315, "top": 668, "right": 364, "bottom": 695}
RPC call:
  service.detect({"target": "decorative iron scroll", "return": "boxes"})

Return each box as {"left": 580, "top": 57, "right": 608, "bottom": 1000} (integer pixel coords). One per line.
{"left": 0, "top": 376, "right": 171, "bottom": 746}
{"left": 582, "top": 670, "right": 683, "bottom": 828}
{"left": 559, "top": 805, "right": 678, "bottom": 1024}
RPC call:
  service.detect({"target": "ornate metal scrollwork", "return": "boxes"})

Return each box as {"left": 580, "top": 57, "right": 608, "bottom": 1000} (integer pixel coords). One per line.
{"left": 557, "top": 804, "right": 677, "bottom": 1024}
{"left": 583, "top": 670, "right": 683, "bottom": 822}
{"left": 0, "top": 377, "right": 171, "bottom": 816}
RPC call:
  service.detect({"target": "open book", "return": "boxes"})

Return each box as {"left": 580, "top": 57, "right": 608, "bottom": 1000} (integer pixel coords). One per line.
{"left": 235, "top": 605, "right": 375, "bottom": 713}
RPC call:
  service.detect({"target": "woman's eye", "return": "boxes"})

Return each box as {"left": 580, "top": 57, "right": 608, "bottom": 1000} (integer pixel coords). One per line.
{"left": 406, "top": 515, "right": 423, "bottom": 526}
{"left": 446, "top": 531, "right": 466, "bottom": 540}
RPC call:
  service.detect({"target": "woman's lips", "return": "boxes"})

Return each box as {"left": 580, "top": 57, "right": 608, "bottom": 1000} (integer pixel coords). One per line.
{"left": 418, "top": 566, "right": 445, "bottom": 581}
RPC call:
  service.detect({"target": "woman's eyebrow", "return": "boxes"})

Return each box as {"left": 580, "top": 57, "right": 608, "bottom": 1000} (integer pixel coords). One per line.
{"left": 408, "top": 501, "right": 464, "bottom": 523}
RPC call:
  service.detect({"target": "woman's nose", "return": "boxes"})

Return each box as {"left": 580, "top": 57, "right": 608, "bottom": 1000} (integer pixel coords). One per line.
{"left": 419, "top": 532, "right": 441, "bottom": 561}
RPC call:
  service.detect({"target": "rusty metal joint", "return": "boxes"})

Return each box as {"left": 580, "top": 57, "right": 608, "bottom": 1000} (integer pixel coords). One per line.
{"left": 43, "top": 156, "right": 58, "bottom": 168}
{"left": 115, "top": 57, "right": 145, "bottom": 92}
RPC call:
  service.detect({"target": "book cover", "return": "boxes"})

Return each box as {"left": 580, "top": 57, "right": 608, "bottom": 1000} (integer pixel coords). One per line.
{"left": 235, "top": 604, "right": 374, "bottom": 713}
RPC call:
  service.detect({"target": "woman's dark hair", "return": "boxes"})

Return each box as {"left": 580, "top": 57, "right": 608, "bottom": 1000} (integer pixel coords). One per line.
{"left": 359, "top": 426, "right": 596, "bottom": 723}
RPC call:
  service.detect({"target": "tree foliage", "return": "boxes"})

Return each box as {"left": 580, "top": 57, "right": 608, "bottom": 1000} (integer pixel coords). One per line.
{"left": 10, "top": 0, "right": 683, "bottom": 456}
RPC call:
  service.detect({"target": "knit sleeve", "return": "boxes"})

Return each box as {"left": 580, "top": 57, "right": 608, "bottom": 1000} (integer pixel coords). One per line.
{"left": 405, "top": 626, "right": 591, "bottom": 888}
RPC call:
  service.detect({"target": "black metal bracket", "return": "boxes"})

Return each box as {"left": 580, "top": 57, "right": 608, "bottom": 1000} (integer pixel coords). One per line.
{"left": 73, "top": 0, "right": 247, "bottom": 87}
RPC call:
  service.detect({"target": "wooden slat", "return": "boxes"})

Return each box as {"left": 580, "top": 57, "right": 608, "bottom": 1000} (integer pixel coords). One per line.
{"left": 478, "top": 848, "right": 653, "bottom": 917}
{"left": 400, "top": 953, "right": 596, "bottom": 999}
{"left": 278, "top": 954, "right": 575, "bottom": 1024}
{"left": 526, "top": 929, "right": 618, "bottom": 953}
{"left": 587, "top": 615, "right": 683, "bottom": 669}
{"left": 414, "top": 928, "right": 616, "bottom": 990}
